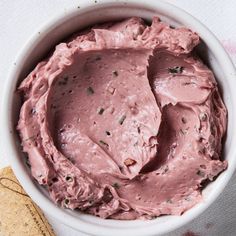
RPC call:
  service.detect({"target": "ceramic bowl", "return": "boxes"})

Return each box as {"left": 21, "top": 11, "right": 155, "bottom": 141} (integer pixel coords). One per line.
{"left": 2, "top": 1, "right": 236, "bottom": 235}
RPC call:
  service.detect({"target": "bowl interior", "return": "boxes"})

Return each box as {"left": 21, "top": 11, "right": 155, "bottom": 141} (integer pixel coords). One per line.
{"left": 6, "top": 1, "right": 236, "bottom": 235}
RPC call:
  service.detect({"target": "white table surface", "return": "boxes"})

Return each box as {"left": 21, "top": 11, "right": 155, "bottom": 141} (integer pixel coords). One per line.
{"left": 1, "top": 1, "right": 236, "bottom": 235}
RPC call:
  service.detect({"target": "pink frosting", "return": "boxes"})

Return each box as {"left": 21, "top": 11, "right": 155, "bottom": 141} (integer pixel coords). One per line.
{"left": 17, "top": 17, "right": 227, "bottom": 220}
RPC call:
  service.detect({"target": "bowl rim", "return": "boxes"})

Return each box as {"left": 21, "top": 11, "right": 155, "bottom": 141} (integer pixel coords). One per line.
{"left": 2, "top": 0, "right": 236, "bottom": 235}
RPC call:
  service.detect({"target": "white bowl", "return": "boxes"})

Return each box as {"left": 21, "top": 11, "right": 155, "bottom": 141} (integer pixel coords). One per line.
{"left": 2, "top": 0, "right": 236, "bottom": 235}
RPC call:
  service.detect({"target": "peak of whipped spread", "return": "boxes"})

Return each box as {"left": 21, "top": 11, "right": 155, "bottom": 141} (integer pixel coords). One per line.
{"left": 17, "top": 17, "right": 227, "bottom": 220}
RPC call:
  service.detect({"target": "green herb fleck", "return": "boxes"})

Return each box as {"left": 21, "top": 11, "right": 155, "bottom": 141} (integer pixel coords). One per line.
{"left": 166, "top": 199, "right": 173, "bottom": 204}
{"left": 164, "top": 166, "right": 169, "bottom": 173}
{"left": 105, "top": 131, "right": 111, "bottom": 136}
{"left": 24, "top": 135, "right": 36, "bottom": 142}
{"left": 65, "top": 175, "right": 73, "bottom": 182}
{"left": 64, "top": 198, "right": 70, "bottom": 205}
{"left": 133, "top": 141, "right": 138, "bottom": 146}
{"left": 63, "top": 76, "right": 68, "bottom": 82}
{"left": 184, "top": 196, "right": 191, "bottom": 201}
{"left": 99, "top": 140, "right": 109, "bottom": 148}
{"left": 26, "top": 158, "right": 31, "bottom": 168}
{"left": 168, "top": 66, "right": 184, "bottom": 74}
{"left": 112, "top": 70, "right": 118, "bottom": 77}
{"left": 87, "top": 86, "right": 94, "bottom": 95}
{"left": 98, "top": 107, "right": 104, "bottom": 115}
{"left": 119, "top": 115, "right": 126, "bottom": 125}
{"left": 198, "top": 147, "right": 206, "bottom": 155}
{"left": 58, "top": 80, "right": 67, "bottom": 86}
{"left": 199, "top": 112, "right": 207, "bottom": 121}
{"left": 196, "top": 169, "right": 205, "bottom": 177}
{"left": 112, "top": 182, "right": 120, "bottom": 189}
{"left": 180, "top": 128, "right": 187, "bottom": 135}
{"left": 30, "top": 108, "right": 37, "bottom": 114}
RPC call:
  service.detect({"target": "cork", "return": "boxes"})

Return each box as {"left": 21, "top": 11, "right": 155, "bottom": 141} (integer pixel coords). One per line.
{"left": 0, "top": 167, "right": 56, "bottom": 236}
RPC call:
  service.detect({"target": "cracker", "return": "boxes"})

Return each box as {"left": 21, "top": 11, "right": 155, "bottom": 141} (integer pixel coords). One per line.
{"left": 0, "top": 167, "right": 56, "bottom": 236}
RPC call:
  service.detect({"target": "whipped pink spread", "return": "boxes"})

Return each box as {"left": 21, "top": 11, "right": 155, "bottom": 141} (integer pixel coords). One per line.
{"left": 17, "top": 17, "right": 227, "bottom": 220}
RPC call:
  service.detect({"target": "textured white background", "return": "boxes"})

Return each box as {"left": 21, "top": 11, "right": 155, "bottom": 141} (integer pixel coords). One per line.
{"left": 1, "top": 0, "right": 236, "bottom": 235}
